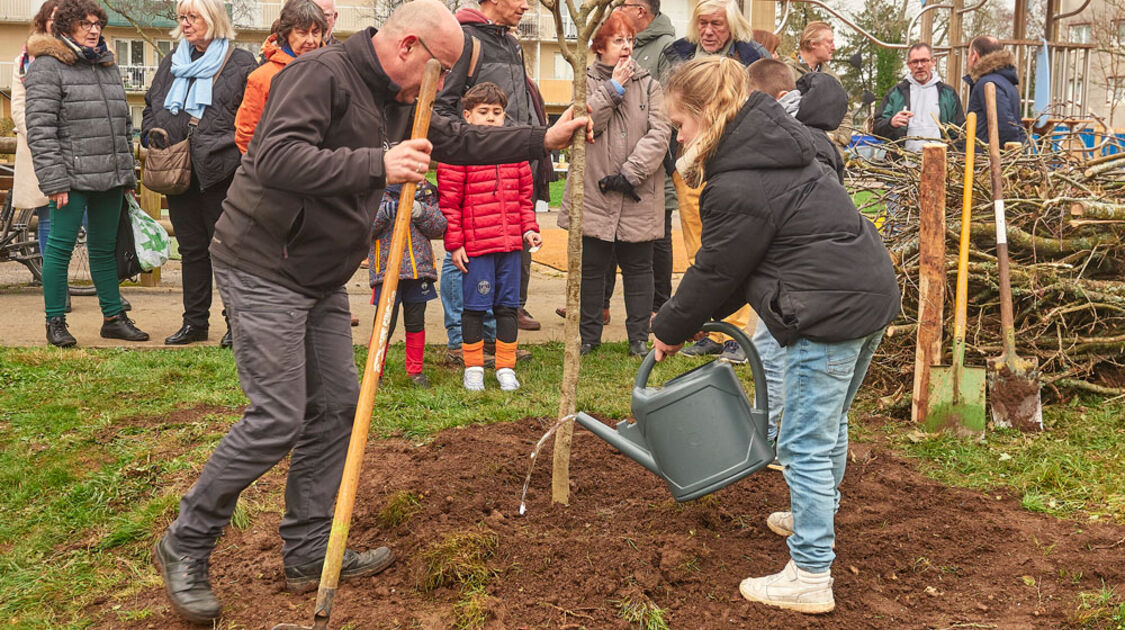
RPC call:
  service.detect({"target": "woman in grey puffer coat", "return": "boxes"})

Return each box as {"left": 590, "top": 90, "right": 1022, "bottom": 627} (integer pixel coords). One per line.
{"left": 558, "top": 12, "right": 671, "bottom": 357}
{"left": 26, "top": 0, "right": 148, "bottom": 347}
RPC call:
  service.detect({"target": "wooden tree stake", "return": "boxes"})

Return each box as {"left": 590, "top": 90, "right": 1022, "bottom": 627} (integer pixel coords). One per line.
{"left": 912, "top": 143, "right": 948, "bottom": 425}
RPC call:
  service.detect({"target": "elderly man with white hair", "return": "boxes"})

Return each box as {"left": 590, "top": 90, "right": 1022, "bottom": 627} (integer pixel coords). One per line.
{"left": 659, "top": 0, "right": 768, "bottom": 75}
{"left": 151, "top": 0, "right": 589, "bottom": 624}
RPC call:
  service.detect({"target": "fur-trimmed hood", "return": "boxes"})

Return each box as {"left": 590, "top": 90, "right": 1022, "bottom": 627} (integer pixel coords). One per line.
{"left": 25, "top": 33, "right": 114, "bottom": 66}
{"left": 969, "top": 49, "right": 1016, "bottom": 82}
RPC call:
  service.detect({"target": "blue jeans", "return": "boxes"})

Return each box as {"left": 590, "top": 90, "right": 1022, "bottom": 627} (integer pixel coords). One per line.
{"left": 752, "top": 318, "right": 786, "bottom": 442}
{"left": 777, "top": 328, "right": 884, "bottom": 573}
{"left": 440, "top": 251, "right": 495, "bottom": 349}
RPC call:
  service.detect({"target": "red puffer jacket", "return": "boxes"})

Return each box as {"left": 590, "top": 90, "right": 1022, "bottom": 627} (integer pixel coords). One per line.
{"left": 438, "top": 161, "right": 538, "bottom": 256}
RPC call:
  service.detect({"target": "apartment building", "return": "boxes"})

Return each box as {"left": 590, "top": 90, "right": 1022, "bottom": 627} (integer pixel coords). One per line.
{"left": 1059, "top": 0, "right": 1125, "bottom": 128}
{"left": 0, "top": 0, "right": 377, "bottom": 126}
{"left": 0, "top": 0, "right": 699, "bottom": 126}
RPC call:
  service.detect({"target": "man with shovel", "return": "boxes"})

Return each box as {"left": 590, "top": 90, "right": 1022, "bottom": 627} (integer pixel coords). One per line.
{"left": 151, "top": 1, "right": 588, "bottom": 624}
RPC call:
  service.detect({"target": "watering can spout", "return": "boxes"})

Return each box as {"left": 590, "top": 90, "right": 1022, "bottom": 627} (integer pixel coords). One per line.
{"left": 574, "top": 412, "right": 660, "bottom": 475}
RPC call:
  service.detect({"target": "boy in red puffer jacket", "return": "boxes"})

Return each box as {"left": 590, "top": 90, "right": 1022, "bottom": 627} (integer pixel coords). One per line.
{"left": 438, "top": 82, "right": 542, "bottom": 392}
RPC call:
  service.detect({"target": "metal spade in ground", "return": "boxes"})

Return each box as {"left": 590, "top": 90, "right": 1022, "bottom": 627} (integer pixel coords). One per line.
{"left": 982, "top": 83, "right": 1042, "bottom": 432}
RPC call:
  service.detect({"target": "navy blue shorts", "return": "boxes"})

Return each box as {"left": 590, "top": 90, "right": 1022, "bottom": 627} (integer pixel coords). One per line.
{"left": 371, "top": 278, "right": 439, "bottom": 306}
{"left": 462, "top": 251, "right": 521, "bottom": 311}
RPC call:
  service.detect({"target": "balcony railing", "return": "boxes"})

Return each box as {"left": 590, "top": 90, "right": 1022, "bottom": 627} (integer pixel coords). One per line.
{"left": 119, "top": 65, "right": 158, "bottom": 92}
{"left": 519, "top": 10, "right": 579, "bottom": 41}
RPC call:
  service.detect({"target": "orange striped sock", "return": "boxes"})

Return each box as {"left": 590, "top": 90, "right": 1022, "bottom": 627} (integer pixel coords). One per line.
{"left": 495, "top": 340, "right": 518, "bottom": 369}
{"left": 463, "top": 341, "right": 485, "bottom": 368}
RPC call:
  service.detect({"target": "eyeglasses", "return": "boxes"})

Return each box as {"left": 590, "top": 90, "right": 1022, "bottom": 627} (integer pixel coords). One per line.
{"left": 176, "top": 13, "right": 203, "bottom": 24}
{"left": 908, "top": 58, "right": 933, "bottom": 65}
{"left": 416, "top": 37, "right": 453, "bottom": 77}
{"left": 610, "top": 36, "right": 634, "bottom": 46}
{"left": 77, "top": 19, "right": 105, "bottom": 31}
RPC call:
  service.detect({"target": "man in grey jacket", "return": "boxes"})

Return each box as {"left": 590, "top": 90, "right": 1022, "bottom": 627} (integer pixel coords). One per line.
{"left": 152, "top": 1, "right": 588, "bottom": 624}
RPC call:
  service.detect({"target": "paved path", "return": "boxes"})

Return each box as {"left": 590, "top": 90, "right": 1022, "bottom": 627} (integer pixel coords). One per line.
{"left": 0, "top": 214, "right": 672, "bottom": 348}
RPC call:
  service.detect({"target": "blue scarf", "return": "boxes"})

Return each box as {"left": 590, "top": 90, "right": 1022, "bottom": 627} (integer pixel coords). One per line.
{"left": 163, "top": 38, "right": 229, "bottom": 119}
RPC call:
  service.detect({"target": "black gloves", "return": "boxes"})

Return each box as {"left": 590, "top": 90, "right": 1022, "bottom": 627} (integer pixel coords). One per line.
{"left": 598, "top": 174, "right": 642, "bottom": 202}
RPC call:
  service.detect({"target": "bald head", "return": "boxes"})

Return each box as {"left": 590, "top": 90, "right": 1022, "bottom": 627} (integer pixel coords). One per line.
{"left": 373, "top": 0, "right": 464, "bottom": 102}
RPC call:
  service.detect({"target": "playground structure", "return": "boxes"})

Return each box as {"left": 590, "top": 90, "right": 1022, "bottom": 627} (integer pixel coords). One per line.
{"left": 766, "top": 0, "right": 1119, "bottom": 138}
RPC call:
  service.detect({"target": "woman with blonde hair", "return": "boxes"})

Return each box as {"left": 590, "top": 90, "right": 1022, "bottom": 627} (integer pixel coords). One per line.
{"left": 143, "top": 0, "right": 255, "bottom": 347}
{"left": 650, "top": 56, "right": 900, "bottom": 615}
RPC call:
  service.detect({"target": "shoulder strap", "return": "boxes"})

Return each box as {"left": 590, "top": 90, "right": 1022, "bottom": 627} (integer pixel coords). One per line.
{"left": 189, "top": 45, "right": 235, "bottom": 127}
{"left": 466, "top": 36, "right": 482, "bottom": 83}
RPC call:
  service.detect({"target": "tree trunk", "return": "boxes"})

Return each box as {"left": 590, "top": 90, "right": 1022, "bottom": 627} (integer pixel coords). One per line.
{"left": 551, "top": 46, "right": 588, "bottom": 506}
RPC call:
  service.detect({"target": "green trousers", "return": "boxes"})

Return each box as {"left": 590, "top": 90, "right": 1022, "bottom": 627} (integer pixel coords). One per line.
{"left": 42, "top": 188, "right": 126, "bottom": 319}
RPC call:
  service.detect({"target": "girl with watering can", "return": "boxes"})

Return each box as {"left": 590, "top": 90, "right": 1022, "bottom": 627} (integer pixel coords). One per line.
{"left": 650, "top": 56, "right": 900, "bottom": 614}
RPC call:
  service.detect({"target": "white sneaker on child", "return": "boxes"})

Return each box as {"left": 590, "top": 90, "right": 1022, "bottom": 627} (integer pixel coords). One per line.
{"left": 739, "top": 559, "right": 835, "bottom": 614}
{"left": 463, "top": 366, "right": 485, "bottom": 391}
{"left": 495, "top": 368, "right": 520, "bottom": 391}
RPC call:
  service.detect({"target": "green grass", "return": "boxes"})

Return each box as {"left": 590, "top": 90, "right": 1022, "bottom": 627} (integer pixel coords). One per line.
{"left": 1, "top": 344, "right": 1122, "bottom": 627}
{"left": 549, "top": 177, "right": 565, "bottom": 208}
{"left": 865, "top": 397, "right": 1125, "bottom": 524}
{"left": 0, "top": 342, "right": 689, "bottom": 628}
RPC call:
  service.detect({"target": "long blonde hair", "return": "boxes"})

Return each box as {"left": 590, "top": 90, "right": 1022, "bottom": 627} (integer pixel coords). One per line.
{"left": 665, "top": 56, "right": 749, "bottom": 187}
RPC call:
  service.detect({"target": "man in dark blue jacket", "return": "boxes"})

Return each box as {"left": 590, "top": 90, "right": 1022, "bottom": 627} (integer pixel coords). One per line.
{"left": 964, "top": 36, "right": 1027, "bottom": 146}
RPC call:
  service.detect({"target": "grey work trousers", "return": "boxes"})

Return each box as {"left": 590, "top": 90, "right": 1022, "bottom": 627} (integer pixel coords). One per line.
{"left": 167, "top": 263, "right": 358, "bottom": 566}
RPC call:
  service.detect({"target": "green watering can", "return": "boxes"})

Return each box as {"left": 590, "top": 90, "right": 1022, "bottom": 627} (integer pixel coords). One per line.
{"left": 575, "top": 321, "right": 773, "bottom": 502}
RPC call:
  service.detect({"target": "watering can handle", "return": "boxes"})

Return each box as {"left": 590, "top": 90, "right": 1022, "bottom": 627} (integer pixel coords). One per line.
{"left": 635, "top": 321, "right": 770, "bottom": 414}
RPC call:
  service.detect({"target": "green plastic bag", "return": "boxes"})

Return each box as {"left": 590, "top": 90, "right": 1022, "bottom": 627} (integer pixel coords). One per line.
{"left": 126, "top": 194, "right": 170, "bottom": 272}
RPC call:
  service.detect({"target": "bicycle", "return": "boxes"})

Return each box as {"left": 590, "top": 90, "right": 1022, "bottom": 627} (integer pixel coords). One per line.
{"left": 0, "top": 183, "right": 98, "bottom": 296}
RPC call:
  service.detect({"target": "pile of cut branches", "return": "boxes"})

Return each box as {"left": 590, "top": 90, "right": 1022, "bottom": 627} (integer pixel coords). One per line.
{"left": 851, "top": 126, "right": 1125, "bottom": 396}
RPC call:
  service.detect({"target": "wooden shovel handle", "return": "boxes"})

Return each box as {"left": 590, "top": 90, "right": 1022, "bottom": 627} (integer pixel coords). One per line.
{"left": 984, "top": 82, "right": 1017, "bottom": 357}
{"left": 311, "top": 58, "right": 444, "bottom": 627}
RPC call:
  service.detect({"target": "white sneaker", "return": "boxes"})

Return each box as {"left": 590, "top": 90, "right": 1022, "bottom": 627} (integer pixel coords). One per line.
{"left": 739, "top": 559, "right": 835, "bottom": 614}
{"left": 767, "top": 511, "right": 794, "bottom": 537}
{"left": 495, "top": 367, "right": 520, "bottom": 391}
{"left": 463, "top": 366, "right": 485, "bottom": 391}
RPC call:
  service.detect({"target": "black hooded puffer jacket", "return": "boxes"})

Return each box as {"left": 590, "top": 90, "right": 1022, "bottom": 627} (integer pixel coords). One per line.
{"left": 651, "top": 91, "right": 900, "bottom": 347}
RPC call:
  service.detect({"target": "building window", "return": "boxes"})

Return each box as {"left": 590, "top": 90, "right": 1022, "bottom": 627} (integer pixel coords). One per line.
{"left": 1067, "top": 77, "right": 1084, "bottom": 107}
{"left": 1068, "top": 23, "right": 1092, "bottom": 44}
{"left": 115, "top": 39, "right": 147, "bottom": 90}
{"left": 553, "top": 53, "right": 573, "bottom": 80}
{"left": 155, "top": 40, "right": 174, "bottom": 61}
{"left": 1110, "top": 77, "right": 1125, "bottom": 104}
{"left": 1116, "top": 20, "right": 1125, "bottom": 46}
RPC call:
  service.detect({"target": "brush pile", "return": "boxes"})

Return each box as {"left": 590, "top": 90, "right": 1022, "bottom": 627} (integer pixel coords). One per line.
{"left": 851, "top": 127, "right": 1125, "bottom": 396}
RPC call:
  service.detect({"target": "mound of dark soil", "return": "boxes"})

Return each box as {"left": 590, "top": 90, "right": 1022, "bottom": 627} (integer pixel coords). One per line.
{"left": 95, "top": 417, "right": 1125, "bottom": 629}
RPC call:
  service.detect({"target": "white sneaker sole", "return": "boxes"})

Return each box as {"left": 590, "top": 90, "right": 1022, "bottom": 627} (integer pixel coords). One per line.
{"left": 739, "top": 580, "right": 835, "bottom": 614}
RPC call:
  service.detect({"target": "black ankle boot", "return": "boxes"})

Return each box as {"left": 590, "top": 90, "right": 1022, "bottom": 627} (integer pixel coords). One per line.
{"left": 165, "top": 324, "right": 208, "bottom": 345}
{"left": 153, "top": 535, "right": 221, "bottom": 624}
{"left": 101, "top": 313, "right": 149, "bottom": 342}
{"left": 219, "top": 328, "right": 233, "bottom": 349}
{"left": 46, "top": 316, "right": 77, "bottom": 348}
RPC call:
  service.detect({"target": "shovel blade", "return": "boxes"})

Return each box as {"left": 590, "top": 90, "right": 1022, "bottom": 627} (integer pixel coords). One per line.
{"left": 987, "top": 356, "right": 1043, "bottom": 432}
{"left": 926, "top": 365, "right": 988, "bottom": 435}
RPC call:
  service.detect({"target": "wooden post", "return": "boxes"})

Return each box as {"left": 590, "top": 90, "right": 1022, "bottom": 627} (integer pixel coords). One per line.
{"left": 920, "top": 10, "right": 934, "bottom": 45}
{"left": 947, "top": 0, "right": 964, "bottom": 99}
{"left": 912, "top": 143, "right": 948, "bottom": 425}
{"left": 1012, "top": 0, "right": 1027, "bottom": 40}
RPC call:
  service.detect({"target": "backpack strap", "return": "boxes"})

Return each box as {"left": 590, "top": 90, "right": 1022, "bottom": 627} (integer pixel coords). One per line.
{"left": 466, "top": 36, "right": 482, "bottom": 84}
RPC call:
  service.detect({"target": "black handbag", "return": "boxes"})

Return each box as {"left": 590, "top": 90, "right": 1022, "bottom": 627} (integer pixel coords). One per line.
{"left": 116, "top": 199, "right": 142, "bottom": 281}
